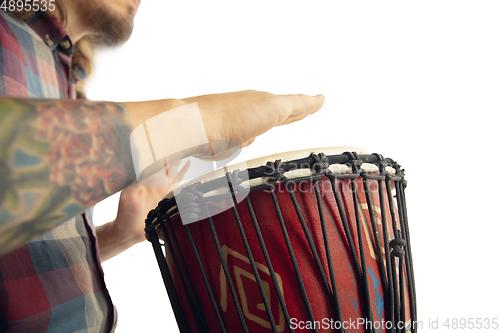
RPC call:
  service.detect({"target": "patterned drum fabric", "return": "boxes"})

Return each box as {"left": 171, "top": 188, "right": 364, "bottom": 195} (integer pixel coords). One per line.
{"left": 146, "top": 150, "right": 416, "bottom": 333}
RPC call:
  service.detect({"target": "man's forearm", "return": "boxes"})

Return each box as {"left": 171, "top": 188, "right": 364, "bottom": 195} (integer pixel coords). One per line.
{"left": 0, "top": 97, "right": 183, "bottom": 254}
{"left": 95, "top": 221, "right": 142, "bottom": 262}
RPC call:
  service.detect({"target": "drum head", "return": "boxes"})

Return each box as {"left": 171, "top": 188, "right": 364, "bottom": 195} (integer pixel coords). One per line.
{"left": 168, "top": 146, "right": 368, "bottom": 198}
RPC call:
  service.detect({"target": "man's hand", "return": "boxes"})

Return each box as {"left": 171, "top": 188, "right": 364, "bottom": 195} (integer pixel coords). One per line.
{"left": 126, "top": 90, "right": 325, "bottom": 180}
{"left": 96, "top": 161, "right": 189, "bottom": 261}
{"left": 183, "top": 90, "right": 325, "bottom": 156}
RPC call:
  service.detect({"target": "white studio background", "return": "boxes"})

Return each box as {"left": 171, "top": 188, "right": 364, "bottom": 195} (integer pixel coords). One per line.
{"left": 87, "top": 1, "right": 499, "bottom": 332}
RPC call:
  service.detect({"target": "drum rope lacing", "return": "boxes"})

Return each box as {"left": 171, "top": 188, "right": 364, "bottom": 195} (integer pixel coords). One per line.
{"left": 145, "top": 152, "right": 417, "bottom": 333}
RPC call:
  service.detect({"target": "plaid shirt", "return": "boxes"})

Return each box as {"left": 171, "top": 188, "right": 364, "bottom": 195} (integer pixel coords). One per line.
{"left": 0, "top": 11, "right": 115, "bottom": 332}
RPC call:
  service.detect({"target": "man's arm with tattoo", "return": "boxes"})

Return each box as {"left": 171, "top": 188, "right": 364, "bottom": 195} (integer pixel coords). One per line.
{"left": 0, "top": 91, "right": 325, "bottom": 255}
{"left": 0, "top": 97, "right": 141, "bottom": 255}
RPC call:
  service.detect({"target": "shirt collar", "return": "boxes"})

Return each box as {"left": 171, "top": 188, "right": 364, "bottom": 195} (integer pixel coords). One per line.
{"left": 26, "top": 11, "right": 74, "bottom": 56}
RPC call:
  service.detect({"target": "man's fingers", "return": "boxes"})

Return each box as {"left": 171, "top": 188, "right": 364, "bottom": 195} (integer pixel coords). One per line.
{"left": 289, "top": 93, "right": 325, "bottom": 114}
{"left": 276, "top": 94, "right": 325, "bottom": 125}
{"left": 276, "top": 93, "right": 325, "bottom": 125}
{"left": 242, "top": 138, "right": 255, "bottom": 147}
{"left": 278, "top": 112, "right": 310, "bottom": 126}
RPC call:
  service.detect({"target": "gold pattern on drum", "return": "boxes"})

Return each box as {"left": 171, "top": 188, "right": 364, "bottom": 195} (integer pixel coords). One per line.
{"left": 219, "top": 245, "right": 286, "bottom": 332}
{"left": 359, "top": 202, "right": 383, "bottom": 262}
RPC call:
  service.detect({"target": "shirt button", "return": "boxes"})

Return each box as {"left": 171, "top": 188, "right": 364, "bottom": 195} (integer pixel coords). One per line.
{"left": 45, "top": 35, "right": 54, "bottom": 47}
{"left": 60, "top": 39, "right": 71, "bottom": 50}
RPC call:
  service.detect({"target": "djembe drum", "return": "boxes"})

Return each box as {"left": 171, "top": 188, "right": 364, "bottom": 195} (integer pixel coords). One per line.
{"left": 145, "top": 148, "right": 417, "bottom": 332}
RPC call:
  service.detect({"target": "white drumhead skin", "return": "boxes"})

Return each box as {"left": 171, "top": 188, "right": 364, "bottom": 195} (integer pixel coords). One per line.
{"left": 236, "top": 146, "right": 367, "bottom": 170}
{"left": 169, "top": 147, "right": 369, "bottom": 196}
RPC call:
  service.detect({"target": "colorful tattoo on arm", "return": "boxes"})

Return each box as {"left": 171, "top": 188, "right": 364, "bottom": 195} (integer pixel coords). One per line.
{"left": 0, "top": 98, "right": 136, "bottom": 254}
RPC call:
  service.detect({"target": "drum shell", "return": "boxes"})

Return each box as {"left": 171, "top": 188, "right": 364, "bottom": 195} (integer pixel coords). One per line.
{"left": 163, "top": 174, "right": 412, "bottom": 332}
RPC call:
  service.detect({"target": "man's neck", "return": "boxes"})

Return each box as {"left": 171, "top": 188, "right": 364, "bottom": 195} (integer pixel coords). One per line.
{"left": 48, "top": 5, "right": 86, "bottom": 43}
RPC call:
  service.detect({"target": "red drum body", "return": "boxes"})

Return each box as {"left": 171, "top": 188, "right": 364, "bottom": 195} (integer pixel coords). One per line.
{"left": 146, "top": 149, "right": 416, "bottom": 333}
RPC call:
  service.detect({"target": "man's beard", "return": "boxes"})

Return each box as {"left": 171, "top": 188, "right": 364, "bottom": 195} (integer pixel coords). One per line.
{"left": 80, "top": 2, "right": 135, "bottom": 46}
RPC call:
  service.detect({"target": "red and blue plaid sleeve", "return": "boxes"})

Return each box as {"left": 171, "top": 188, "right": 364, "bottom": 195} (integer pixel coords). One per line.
{"left": 0, "top": 10, "right": 115, "bottom": 332}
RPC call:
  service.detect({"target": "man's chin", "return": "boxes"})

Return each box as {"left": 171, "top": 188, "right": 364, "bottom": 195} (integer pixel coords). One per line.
{"left": 82, "top": 6, "right": 135, "bottom": 47}
{"left": 90, "top": 23, "right": 134, "bottom": 47}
